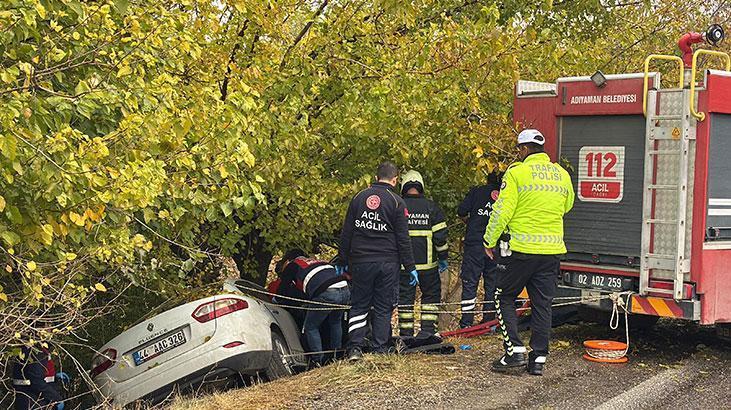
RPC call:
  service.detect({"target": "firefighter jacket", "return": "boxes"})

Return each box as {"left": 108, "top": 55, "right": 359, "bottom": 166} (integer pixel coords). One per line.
{"left": 483, "top": 152, "right": 575, "bottom": 254}
{"left": 403, "top": 193, "right": 448, "bottom": 271}
{"left": 457, "top": 183, "right": 500, "bottom": 246}
{"left": 280, "top": 257, "right": 347, "bottom": 299}
{"left": 339, "top": 182, "right": 416, "bottom": 273}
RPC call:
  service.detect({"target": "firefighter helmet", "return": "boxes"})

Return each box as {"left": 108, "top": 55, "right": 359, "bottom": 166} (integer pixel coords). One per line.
{"left": 401, "top": 170, "right": 424, "bottom": 195}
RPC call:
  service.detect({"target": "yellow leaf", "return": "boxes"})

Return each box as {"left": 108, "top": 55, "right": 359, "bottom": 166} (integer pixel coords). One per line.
{"left": 117, "top": 65, "right": 133, "bottom": 78}
{"left": 35, "top": 3, "right": 47, "bottom": 19}
{"left": 143, "top": 241, "right": 153, "bottom": 251}
{"left": 0, "top": 195, "right": 5, "bottom": 212}
{"left": 0, "top": 293, "right": 7, "bottom": 302}
{"left": 219, "top": 164, "right": 229, "bottom": 179}
{"left": 26, "top": 261, "right": 37, "bottom": 271}
{"left": 94, "top": 283, "right": 107, "bottom": 292}
{"left": 72, "top": 32, "right": 80, "bottom": 40}
{"left": 40, "top": 224, "right": 53, "bottom": 245}
{"left": 4, "top": 265, "right": 11, "bottom": 273}
{"left": 65, "top": 252, "right": 77, "bottom": 261}
{"left": 69, "top": 211, "right": 85, "bottom": 226}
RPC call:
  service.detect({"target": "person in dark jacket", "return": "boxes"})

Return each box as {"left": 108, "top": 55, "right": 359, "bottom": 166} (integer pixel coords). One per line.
{"left": 276, "top": 250, "right": 350, "bottom": 365}
{"left": 337, "top": 161, "right": 417, "bottom": 361}
{"left": 457, "top": 171, "right": 502, "bottom": 328}
{"left": 397, "top": 170, "right": 448, "bottom": 338}
{"left": 12, "top": 346, "right": 64, "bottom": 410}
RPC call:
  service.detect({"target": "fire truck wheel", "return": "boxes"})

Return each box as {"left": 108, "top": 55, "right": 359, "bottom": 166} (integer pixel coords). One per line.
{"left": 578, "top": 306, "right": 659, "bottom": 330}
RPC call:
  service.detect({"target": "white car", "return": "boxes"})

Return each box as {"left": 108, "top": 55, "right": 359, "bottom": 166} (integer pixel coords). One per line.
{"left": 90, "top": 280, "right": 306, "bottom": 407}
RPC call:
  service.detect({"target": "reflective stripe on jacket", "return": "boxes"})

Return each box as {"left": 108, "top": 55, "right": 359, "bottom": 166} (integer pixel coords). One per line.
{"left": 483, "top": 152, "right": 575, "bottom": 254}
{"left": 403, "top": 194, "right": 448, "bottom": 271}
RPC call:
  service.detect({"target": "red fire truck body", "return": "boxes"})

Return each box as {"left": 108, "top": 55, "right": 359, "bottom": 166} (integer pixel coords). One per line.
{"left": 513, "top": 52, "right": 731, "bottom": 326}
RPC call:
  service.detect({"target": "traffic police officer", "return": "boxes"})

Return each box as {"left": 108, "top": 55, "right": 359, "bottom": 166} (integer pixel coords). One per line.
{"left": 12, "top": 346, "right": 65, "bottom": 410}
{"left": 457, "top": 171, "right": 502, "bottom": 328}
{"left": 338, "top": 161, "right": 417, "bottom": 361}
{"left": 397, "top": 170, "right": 448, "bottom": 338}
{"left": 483, "top": 129, "right": 574, "bottom": 375}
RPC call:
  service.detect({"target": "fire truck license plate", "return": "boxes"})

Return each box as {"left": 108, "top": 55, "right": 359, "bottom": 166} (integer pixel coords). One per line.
{"left": 132, "top": 330, "right": 186, "bottom": 365}
{"left": 565, "top": 271, "right": 634, "bottom": 292}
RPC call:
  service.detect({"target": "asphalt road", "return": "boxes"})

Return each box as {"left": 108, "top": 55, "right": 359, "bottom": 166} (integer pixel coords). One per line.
{"left": 297, "top": 319, "right": 731, "bottom": 410}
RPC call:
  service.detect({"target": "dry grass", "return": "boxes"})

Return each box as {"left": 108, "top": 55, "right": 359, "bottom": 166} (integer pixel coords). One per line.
{"left": 167, "top": 353, "right": 456, "bottom": 410}
{"left": 166, "top": 335, "right": 503, "bottom": 410}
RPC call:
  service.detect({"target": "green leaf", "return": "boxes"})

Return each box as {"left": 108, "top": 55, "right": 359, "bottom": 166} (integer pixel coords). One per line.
{"left": 220, "top": 202, "right": 233, "bottom": 217}
{"left": 1, "top": 231, "right": 20, "bottom": 246}
{"left": 114, "top": 0, "right": 130, "bottom": 14}
{"left": 0, "top": 134, "right": 17, "bottom": 160}
{"left": 6, "top": 206, "right": 22, "bottom": 224}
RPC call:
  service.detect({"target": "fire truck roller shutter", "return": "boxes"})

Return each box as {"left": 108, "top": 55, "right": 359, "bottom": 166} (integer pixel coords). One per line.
{"left": 707, "top": 114, "right": 731, "bottom": 240}
{"left": 560, "top": 115, "right": 646, "bottom": 263}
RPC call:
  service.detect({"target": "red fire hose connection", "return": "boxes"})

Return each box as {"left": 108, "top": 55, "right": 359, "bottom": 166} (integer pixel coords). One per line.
{"left": 678, "top": 24, "right": 725, "bottom": 67}
{"left": 678, "top": 32, "right": 705, "bottom": 68}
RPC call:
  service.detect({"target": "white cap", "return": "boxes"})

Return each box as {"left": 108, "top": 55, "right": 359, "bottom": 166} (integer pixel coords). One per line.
{"left": 517, "top": 129, "right": 545, "bottom": 146}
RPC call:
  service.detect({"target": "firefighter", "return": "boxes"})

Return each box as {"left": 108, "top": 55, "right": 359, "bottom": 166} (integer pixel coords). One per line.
{"left": 483, "top": 129, "right": 574, "bottom": 375}
{"left": 338, "top": 161, "right": 417, "bottom": 361}
{"left": 276, "top": 250, "right": 350, "bottom": 366}
{"left": 12, "top": 346, "right": 65, "bottom": 410}
{"left": 397, "top": 170, "right": 448, "bottom": 338}
{"left": 457, "top": 171, "right": 502, "bottom": 328}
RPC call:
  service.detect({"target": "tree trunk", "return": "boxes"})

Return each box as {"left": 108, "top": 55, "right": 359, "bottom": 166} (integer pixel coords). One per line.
{"left": 232, "top": 230, "right": 273, "bottom": 287}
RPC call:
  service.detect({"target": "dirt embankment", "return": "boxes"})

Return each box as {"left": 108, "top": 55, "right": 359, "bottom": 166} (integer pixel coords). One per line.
{"left": 169, "top": 320, "right": 731, "bottom": 410}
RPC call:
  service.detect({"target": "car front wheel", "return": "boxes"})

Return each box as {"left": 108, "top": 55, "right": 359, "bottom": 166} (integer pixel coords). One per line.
{"left": 264, "top": 331, "right": 294, "bottom": 381}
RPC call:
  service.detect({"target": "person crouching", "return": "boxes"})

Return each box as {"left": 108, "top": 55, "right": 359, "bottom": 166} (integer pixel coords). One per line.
{"left": 276, "top": 250, "right": 350, "bottom": 366}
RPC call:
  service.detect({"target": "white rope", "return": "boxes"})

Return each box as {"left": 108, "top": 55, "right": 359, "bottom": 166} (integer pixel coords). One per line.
{"left": 586, "top": 292, "right": 632, "bottom": 361}
{"left": 236, "top": 283, "right": 587, "bottom": 311}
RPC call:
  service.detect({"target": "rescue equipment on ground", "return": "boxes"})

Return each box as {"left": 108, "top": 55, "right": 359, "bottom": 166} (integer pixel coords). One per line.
{"left": 582, "top": 293, "right": 631, "bottom": 364}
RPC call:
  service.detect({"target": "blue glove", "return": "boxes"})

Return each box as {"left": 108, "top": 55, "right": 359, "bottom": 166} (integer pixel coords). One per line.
{"left": 409, "top": 269, "right": 419, "bottom": 286}
{"left": 56, "top": 402, "right": 65, "bottom": 410}
{"left": 56, "top": 372, "right": 70, "bottom": 384}
{"left": 438, "top": 259, "right": 448, "bottom": 273}
{"left": 335, "top": 265, "right": 347, "bottom": 276}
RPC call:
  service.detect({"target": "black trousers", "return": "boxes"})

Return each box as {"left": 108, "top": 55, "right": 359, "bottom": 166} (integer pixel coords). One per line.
{"left": 398, "top": 268, "right": 441, "bottom": 336}
{"left": 347, "top": 261, "right": 399, "bottom": 352}
{"left": 494, "top": 252, "right": 559, "bottom": 358}
{"left": 460, "top": 244, "right": 498, "bottom": 327}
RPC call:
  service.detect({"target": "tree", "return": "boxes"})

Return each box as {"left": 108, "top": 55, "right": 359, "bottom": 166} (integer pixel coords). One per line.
{"left": 0, "top": 0, "right": 727, "bottom": 392}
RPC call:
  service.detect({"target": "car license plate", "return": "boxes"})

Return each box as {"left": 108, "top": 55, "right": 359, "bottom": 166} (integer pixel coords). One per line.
{"left": 564, "top": 271, "right": 634, "bottom": 292}
{"left": 132, "top": 330, "right": 186, "bottom": 365}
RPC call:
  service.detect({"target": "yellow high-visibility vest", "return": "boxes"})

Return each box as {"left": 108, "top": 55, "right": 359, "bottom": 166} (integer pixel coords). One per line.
{"left": 483, "top": 152, "right": 575, "bottom": 255}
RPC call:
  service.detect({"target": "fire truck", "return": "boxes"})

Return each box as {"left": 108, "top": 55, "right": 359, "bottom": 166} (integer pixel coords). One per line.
{"left": 513, "top": 26, "right": 731, "bottom": 333}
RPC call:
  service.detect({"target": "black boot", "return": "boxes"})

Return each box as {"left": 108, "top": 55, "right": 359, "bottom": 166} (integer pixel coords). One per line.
{"left": 528, "top": 354, "right": 545, "bottom": 376}
{"left": 347, "top": 347, "right": 363, "bottom": 362}
{"left": 491, "top": 351, "right": 528, "bottom": 372}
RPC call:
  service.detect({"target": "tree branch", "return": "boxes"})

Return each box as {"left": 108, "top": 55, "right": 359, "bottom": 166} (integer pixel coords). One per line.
{"left": 279, "top": 0, "right": 330, "bottom": 70}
